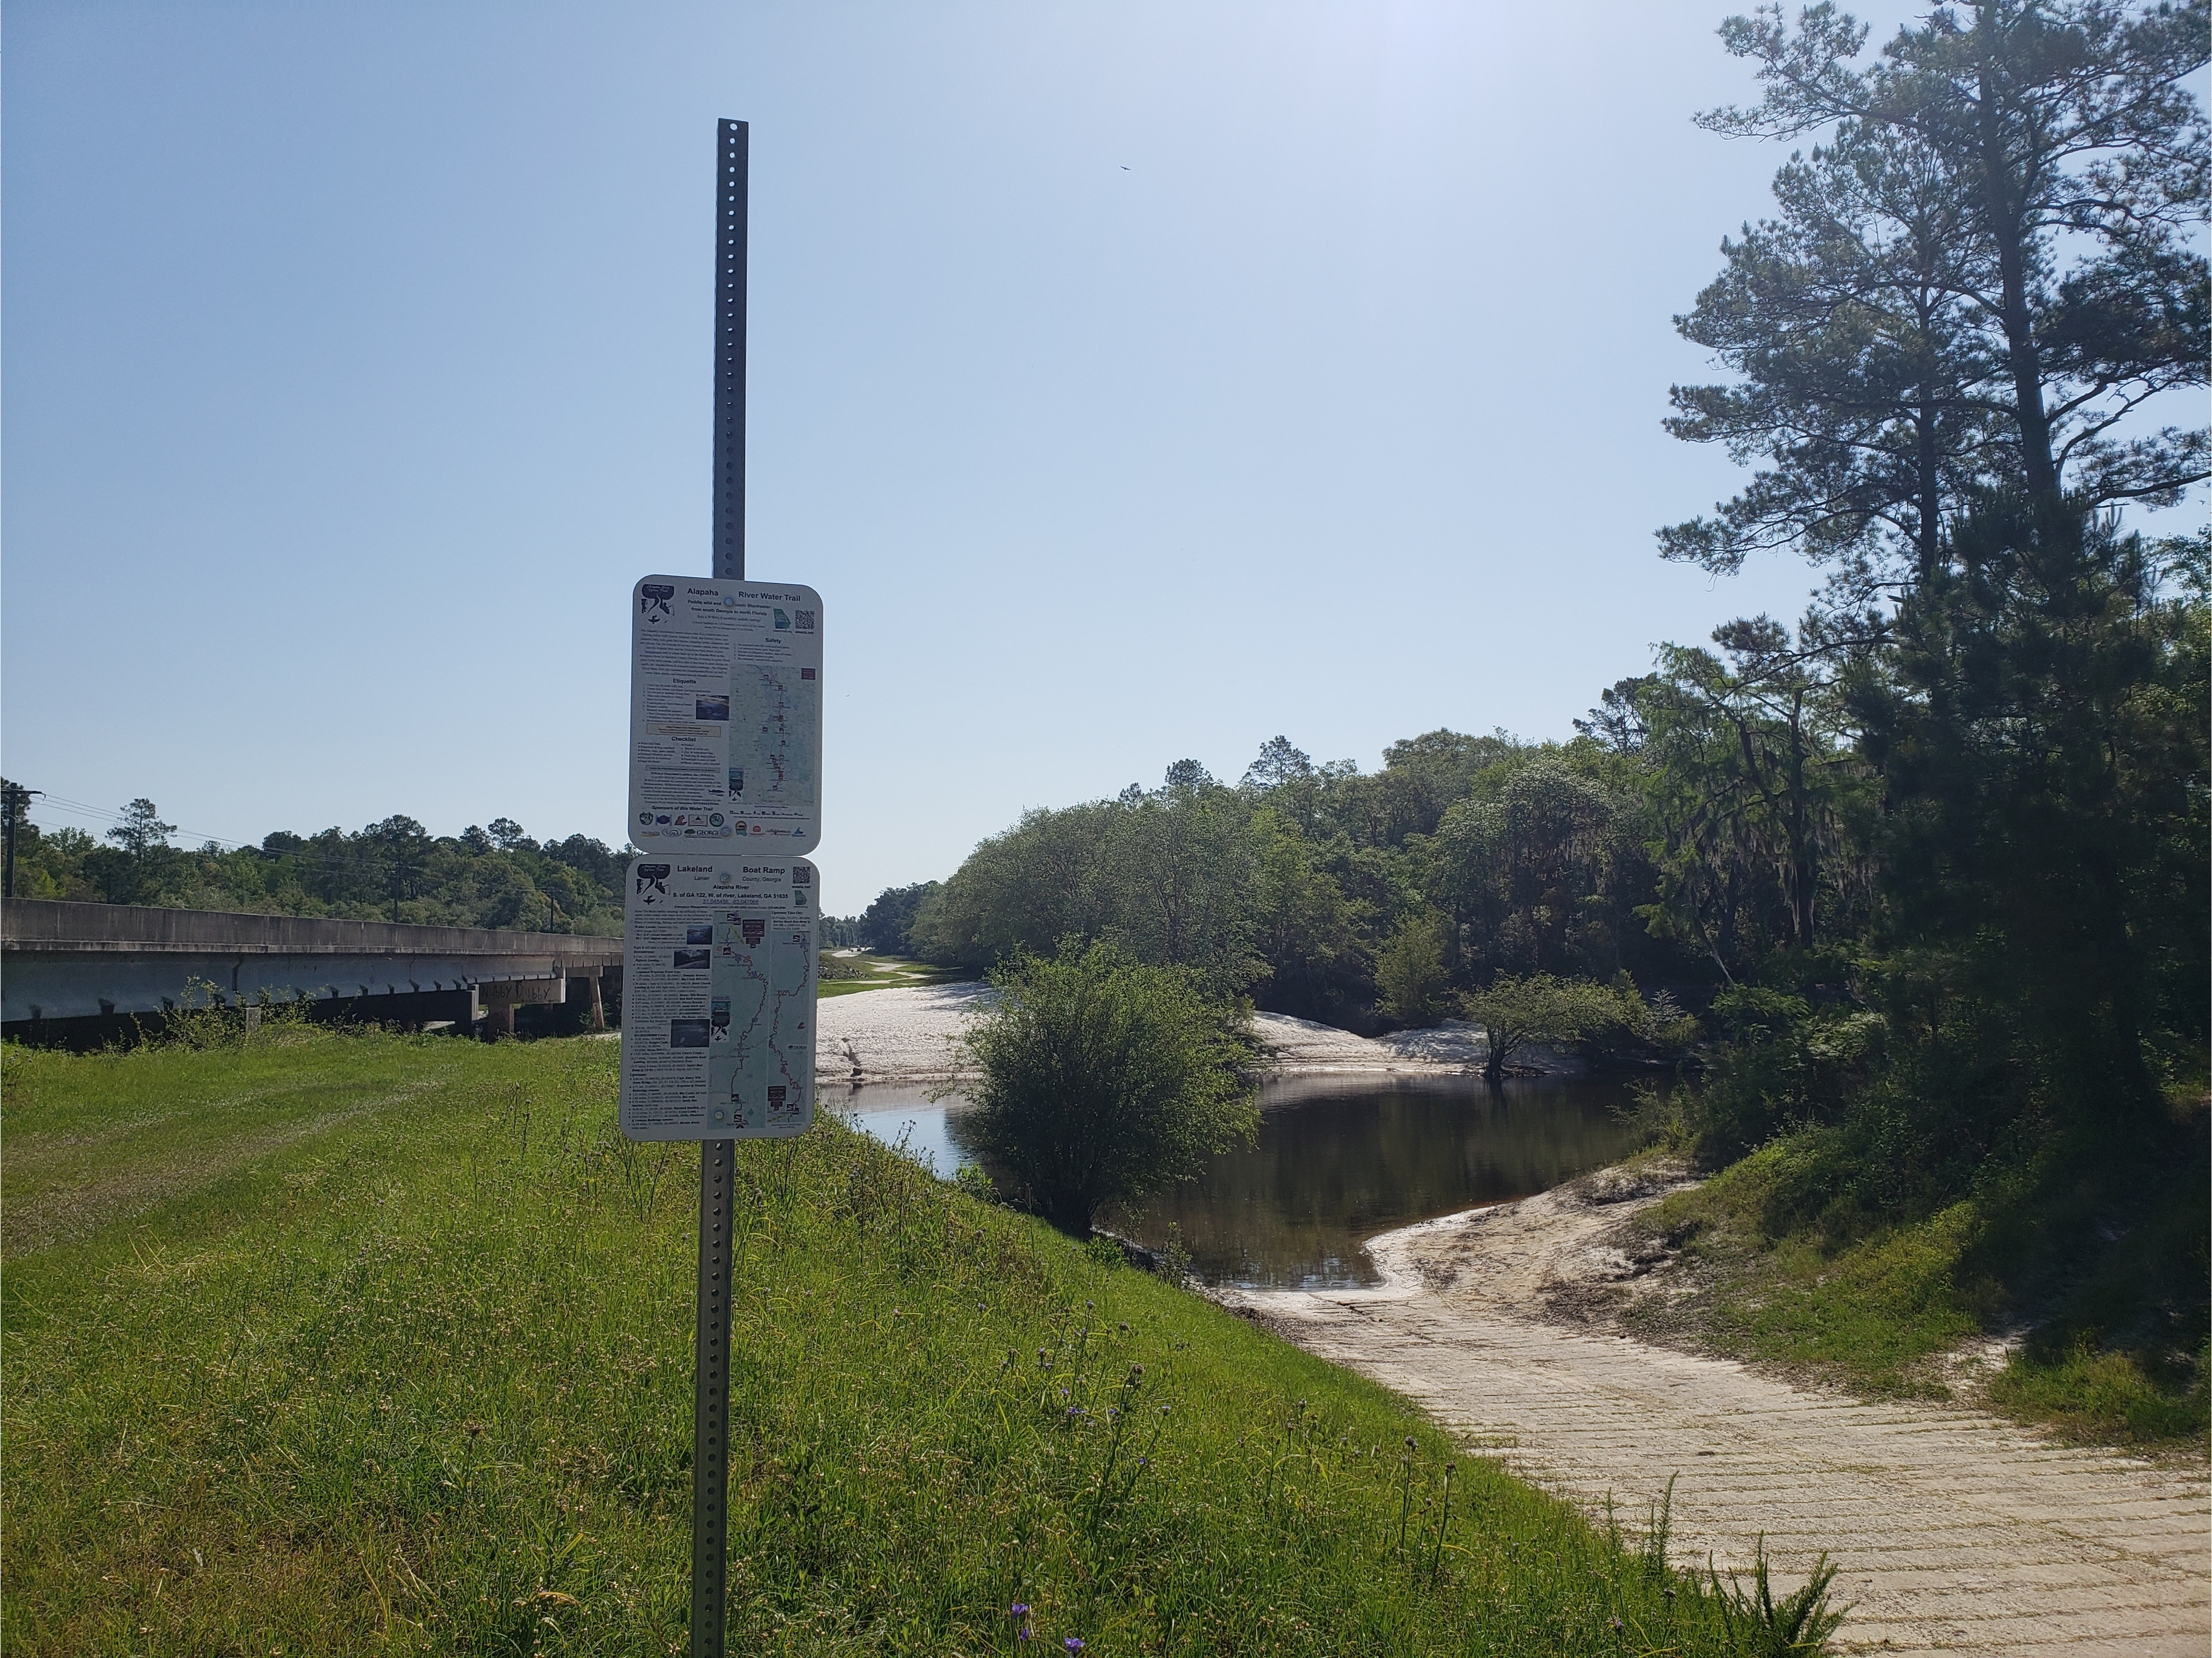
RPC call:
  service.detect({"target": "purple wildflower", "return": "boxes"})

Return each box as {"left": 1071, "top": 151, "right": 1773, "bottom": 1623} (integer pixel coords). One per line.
{"left": 1008, "top": 1604, "right": 1030, "bottom": 1619}
{"left": 1064, "top": 1640, "right": 1085, "bottom": 1654}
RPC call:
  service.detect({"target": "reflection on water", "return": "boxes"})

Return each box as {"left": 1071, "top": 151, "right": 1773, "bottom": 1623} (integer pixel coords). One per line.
{"left": 832, "top": 1071, "right": 1651, "bottom": 1290}
{"left": 826, "top": 1083, "right": 974, "bottom": 1179}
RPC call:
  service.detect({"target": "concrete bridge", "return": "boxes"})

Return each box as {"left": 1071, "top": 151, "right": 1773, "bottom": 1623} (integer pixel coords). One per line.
{"left": 1, "top": 899, "right": 622, "bottom": 1043}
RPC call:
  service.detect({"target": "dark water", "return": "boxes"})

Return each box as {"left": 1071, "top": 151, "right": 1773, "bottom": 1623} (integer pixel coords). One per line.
{"left": 833, "top": 1071, "right": 1647, "bottom": 1290}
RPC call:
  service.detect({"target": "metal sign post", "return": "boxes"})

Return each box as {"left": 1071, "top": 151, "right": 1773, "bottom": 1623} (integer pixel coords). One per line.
{"left": 697, "top": 115, "right": 746, "bottom": 1658}
{"left": 715, "top": 118, "right": 746, "bottom": 587}
{"left": 618, "top": 115, "right": 820, "bottom": 1658}
{"left": 693, "top": 1133, "right": 733, "bottom": 1657}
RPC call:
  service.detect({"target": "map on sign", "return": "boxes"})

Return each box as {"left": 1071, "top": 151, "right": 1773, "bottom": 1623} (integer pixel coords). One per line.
{"left": 630, "top": 576, "right": 821, "bottom": 854}
{"left": 619, "top": 855, "right": 818, "bottom": 1142}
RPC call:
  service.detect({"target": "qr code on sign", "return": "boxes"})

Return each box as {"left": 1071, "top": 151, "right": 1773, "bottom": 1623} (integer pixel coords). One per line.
{"left": 795, "top": 609, "right": 816, "bottom": 631}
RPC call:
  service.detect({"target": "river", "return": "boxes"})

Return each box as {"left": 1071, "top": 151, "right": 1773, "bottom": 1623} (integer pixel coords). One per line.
{"left": 832, "top": 1071, "right": 1649, "bottom": 1288}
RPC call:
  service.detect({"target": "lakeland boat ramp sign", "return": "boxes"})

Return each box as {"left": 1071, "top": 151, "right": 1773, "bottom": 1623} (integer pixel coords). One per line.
{"left": 619, "top": 855, "right": 817, "bottom": 1142}
{"left": 630, "top": 576, "right": 822, "bottom": 854}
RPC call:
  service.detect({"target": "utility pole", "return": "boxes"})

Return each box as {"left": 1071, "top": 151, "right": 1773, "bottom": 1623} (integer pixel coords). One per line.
{"left": 2, "top": 782, "right": 42, "bottom": 900}
{"left": 691, "top": 115, "right": 748, "bottom": 1658}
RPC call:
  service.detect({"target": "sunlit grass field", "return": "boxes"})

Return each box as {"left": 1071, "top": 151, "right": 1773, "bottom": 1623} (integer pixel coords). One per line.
{"left": 5, "top": 1027, "right": 1802, "bottom": 1655}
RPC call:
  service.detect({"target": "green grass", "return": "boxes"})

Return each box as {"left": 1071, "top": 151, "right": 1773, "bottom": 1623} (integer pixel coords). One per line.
{"left": 1620, "top": 1118, "right": 2210, "bottom": 1450}
{"left": 1619, "top": 1150, "right": 1991, "bottom": 1395}
{"left": 0, "top": 1028, "right": 1823, "bottom": 1656}
{"left": 818, "top": 956, "right": 971, "bottom": 998}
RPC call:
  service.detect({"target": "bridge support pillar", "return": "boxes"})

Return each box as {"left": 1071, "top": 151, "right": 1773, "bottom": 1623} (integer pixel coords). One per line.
{"left": 582, "top": 972, "right": 605, "bottom": 1030}
{"left": 445, "top": 986, "right": 479, "bottom": 1036}
{"left": 483, "top": 1001, "right": 515, "bottom": 1039}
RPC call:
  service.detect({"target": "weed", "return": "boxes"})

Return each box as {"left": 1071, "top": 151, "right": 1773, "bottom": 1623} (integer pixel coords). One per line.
{"left": 1710, "top": 1537, "right": 1847, "bottom": 1655}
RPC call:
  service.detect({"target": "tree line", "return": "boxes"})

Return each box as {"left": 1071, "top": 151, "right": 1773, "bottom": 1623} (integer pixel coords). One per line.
{"left": 2, "top": 799, "right": 634, "bottom": 936}
{"left": 2, "top": 791, "right": 875, "bottom": 949}
{"left": 869, "top": 2, "right": 2207, "bottom": 1238}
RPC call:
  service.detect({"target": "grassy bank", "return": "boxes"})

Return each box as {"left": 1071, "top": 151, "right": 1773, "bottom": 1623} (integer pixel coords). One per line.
{"left": 4, "top": 1028, "right": 1821, "bottom": 1656}
{"left": 1616, "top": 1104, "right": 2210, "bottom": 1450}
{"left": 818, "top": 954, "right": 972, "bottom": 998}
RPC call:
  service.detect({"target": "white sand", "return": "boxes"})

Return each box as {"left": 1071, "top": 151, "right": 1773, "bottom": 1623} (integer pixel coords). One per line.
{"left": 814, "top": 986, "right": 1529, "bottom": 1082}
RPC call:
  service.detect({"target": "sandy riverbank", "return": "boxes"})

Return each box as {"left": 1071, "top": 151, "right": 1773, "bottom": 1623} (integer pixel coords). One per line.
{"left": 813, "top": 983, "right": 1570, "bottom": 1082}
{"left": 1220, "top": 1172, "right": 2210, "bottom": 1655}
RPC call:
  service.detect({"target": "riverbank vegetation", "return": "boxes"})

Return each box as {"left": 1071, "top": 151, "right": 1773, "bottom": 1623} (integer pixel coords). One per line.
{"left": 4, "top": 1027, "right": 1837, "bottom": 1654}
{"left": 960, "top": 941, "right": 1260, "bottom": 1233}
{"left": 859, "top": 2, "right": 2210, "bottom": 1446}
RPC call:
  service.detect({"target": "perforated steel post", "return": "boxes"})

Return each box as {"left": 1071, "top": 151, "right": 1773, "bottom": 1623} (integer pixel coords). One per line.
{"left": 713, "top": 119, "right": 747, "bottom": 584}
{"left": 691, "top": 1138, "right": 735, "bottom": 1656}
{"left": 693, "top": 115, "right": 748, "bottom": 1658}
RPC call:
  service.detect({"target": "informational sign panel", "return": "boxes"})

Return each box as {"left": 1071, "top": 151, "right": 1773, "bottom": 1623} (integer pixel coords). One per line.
{"left": 631, "top": 576, "right": 822, "bottom": 854}
{"left": 619, "top": 854, "right": 818, "bottom": 1142}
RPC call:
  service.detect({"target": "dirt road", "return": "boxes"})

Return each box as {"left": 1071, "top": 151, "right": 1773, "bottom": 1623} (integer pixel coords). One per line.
{"left": 1225, "top": 1179, "right": 2210, "bottom": 1655}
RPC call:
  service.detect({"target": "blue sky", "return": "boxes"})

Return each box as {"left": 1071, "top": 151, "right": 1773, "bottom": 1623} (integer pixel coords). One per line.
{"left": 4, "top": 1, "right": 2185, "bottom": 915}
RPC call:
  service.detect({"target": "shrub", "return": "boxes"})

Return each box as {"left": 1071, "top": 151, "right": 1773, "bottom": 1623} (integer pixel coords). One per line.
{"left": 1676, "top": 993, "right": 1882, "bottom": 1166}
{"left": 960, "top": 938, "right": 1260, "bottom": 1233}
